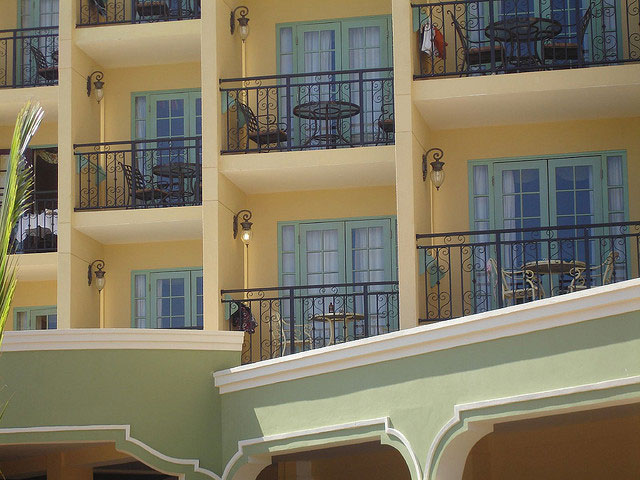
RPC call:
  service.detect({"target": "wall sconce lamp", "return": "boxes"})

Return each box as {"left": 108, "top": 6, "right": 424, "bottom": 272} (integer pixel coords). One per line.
{"left": 86, "top": 71, "right": 105, "bottom": 103}
{"left": 88, "top": 259, "right": 106, "bottom": 292}
{"left": 422, "top": 148, "right": 445, "bottom": 190}
{"left": 230, "top": 6, "right": 250, "bottom": 41}
{"left": 233, "top": 209, "right": 253, "bottom": 245}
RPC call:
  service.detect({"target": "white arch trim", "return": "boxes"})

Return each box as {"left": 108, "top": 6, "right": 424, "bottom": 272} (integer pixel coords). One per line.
{"left": 0, "top": 424, "right": 221, "bottom": 480}
{"left": 222, "top": 417, "right": 422, "bottom": 480}
{"left": 425, "top": 375, "right": 640, "bottom": 480}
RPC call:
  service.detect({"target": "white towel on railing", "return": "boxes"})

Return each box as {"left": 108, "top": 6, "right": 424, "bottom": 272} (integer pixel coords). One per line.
{"left": 421, "top": 18, "right": 434, "bottom": 55}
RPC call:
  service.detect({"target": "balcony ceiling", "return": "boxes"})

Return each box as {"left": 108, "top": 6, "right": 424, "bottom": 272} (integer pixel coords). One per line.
{"left": 0, "top": 86, "right": 58, "bottom": 126}
{"left": 74, "top": 20, "right": 201, "bottom": 68}
{"left": 74, "top": 206, "right": 202, "bottom": 244}
{"left": 14, "top": 252, "right": 57, "bottom": 281}
{"left": 220, "top": 145, "right": 396, "bottom": 194}
{"left": 413, "top": 63, "right": 640, "bottom": 130}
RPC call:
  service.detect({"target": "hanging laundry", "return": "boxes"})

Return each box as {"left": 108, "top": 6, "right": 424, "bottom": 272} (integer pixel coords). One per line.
{"left": 421, "top": 18, "right": 448, "bottom": 59}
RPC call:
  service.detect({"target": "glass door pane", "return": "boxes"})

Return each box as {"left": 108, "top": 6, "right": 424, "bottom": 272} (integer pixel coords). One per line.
{"left": 150, "top": 271, "right": 191, "bottom": 329}
{"left": 549, "top": 156, "right": 605, "bottom": 287}
{"left": 346, "top": 219, "right": 395, "bottom": 336}
{"left": 295, "top": 23, "right": 342, "bottom": 146}
{"left": 343, "top": 18, "right": 390, "bottom": 144}
{"left": 299, "top": 222, "right": 346, "bottom": 345}
{"left": 494, "top": 160, "right": 549, "bottom": 269}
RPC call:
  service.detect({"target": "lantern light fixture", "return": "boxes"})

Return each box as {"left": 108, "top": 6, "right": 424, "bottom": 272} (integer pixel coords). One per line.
{"left": 422, "top": 148, "right": 446, "bottom": 190}
{"left": 88, "top": 259, "right": 106, "bottom": 292}
{"left": 86, "top": 70, "right": 105, "bottom": 103}
{"left": 230, "top": 6, "right": 250, "bottom": 41}
{"left": 233, "top": 209, "right": 253, "bottom": 245}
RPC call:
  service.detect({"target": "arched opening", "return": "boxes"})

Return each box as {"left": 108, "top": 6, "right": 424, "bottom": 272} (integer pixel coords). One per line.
{"left": 462, "top": 402, "right": 640, "bottom": 479}
{"left": 0, "top": 442, "right": 178, "bottom": 480}
{"left": 255, "top": 441, "right": 411, "bottom": 480}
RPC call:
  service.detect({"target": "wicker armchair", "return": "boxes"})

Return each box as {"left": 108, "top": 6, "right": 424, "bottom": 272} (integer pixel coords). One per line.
{"left": 489, "top": 258, "right": 545, "bottom": 305}
{"left": 568, "top": 251, "right": 619, "bottom": 292}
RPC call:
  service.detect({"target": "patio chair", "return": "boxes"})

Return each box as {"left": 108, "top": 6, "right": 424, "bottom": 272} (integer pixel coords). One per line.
{"left": 91, "top": 0, "right": 108, "bottom": 17}
{"left": 568, "top": 251, "right": 619, "bottom": 292}
{"left": 135, "top": 0, "right": 170, "bottom": 18}
{"left": 449, "top": 11, "right": 505, "bottom": 72}
{"left": 543, "top": 3, "right": 594, "bottom": 63}
{"left": 236, "top": 101, "right": 288, "bottom": 152}
{"left": 489, "top": 258, "right": 544, "bottom": 305}
{"left": 30, "top": 46, "right": 58, "bottom": 83}
{"left": 376, "top": 108, "right": 395, "bottom": 144}
{"left": 120, "top": 162, "right": 171, "bottom": 207}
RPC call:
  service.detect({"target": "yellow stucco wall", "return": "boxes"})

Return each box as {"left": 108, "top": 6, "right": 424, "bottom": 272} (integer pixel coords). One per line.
{"left": 0, "top": 122, "right": 58, "bottom": 148}
{"left": 241, "top": 0, "right": 392, "bottom": 77}
{"left": 102, "top": 240, "right": 203, "bottom": 328}
{"left": 429, "top": 116, "right": 640, "bottom": 235}
{"left": 242, "top": 186, "right": 397, "bottom": 289}
{"left": 0, "top": 2, "right": 19, "bottom": 30}
{"left": 8, "top": 280, "right": 58, "bottom": 332}
{"left": 101, "top": 63, "right": 201, "bottom": 141}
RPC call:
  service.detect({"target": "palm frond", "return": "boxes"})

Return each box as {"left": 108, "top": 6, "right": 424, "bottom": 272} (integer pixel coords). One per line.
{"left": 0, "top": 101, "right": 44, "bottom": 341}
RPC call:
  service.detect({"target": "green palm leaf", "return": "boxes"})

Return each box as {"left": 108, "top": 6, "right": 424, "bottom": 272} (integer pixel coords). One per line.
{"left": 0, "top": 101, "right": 44, "bottom": 340}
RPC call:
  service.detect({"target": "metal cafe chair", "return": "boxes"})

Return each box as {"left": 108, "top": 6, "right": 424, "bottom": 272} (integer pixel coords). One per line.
{"left": 449, "top": 11, "right": 505, "bottom": 73}
{"left": 542, "top": 3, "right": 594, "bottom": 63}
{"left": 236, "top": 101, "right": 288, "bottom": 152}
{"left": 29, "top": 46, "right": 58, "bottom": 83}
{"left": 120, "top": 162, "right": 171, "bottom": 207}
{"left": 489, "top": 258, "right": 545, "bottom": 305}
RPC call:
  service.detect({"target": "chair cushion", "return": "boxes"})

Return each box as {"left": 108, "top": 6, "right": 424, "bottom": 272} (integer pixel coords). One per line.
{"left": 468, "top": 45, "right": 504, "bottom": 65}
{"left": 543, "top": 43, "right": 579, "bottom": 60}
{"left": 378, "top": 118, "right": 395, "bottom": 133}
{"left": 249, "top": 129, "right": 288, "bottom": 145}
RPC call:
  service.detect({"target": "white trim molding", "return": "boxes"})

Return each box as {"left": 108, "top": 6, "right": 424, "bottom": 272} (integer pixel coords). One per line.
{"left": 1, "top": 329, "right": 245, "bottom": 352}
{"left": 214, "top": 279, "right": 640, "bottom": 393}
{"left": 425, "top": 375, "right": 640, "bottom": 480}
{"left": 0, "top": 424, "right": 221, "bottom": 480}
{"left": 221, "top": 417, "right": 422, "bottom": 480}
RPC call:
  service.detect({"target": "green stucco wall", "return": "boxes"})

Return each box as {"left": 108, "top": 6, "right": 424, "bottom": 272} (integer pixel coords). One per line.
{"left": 219, "top": 310, "right": 640, "bottom": 479}
{"left": 0, "top": 349, "right": 240, "bottom": 478}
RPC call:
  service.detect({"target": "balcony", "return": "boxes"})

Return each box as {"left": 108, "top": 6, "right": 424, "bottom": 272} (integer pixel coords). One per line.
{"left": 12, "top": 191, "right": 58, "bottom": 254}
{"left": 74, "top": 137, "right": 201, "bottom": 211}
{"left": 417, "top": 221, "right": 640, "bottom": 322}
{"left": 413, "top": 0, "right": 639, "bottom": 79}
{"left": 221, "top": 280, "right": 399, "bottom": 364}
{"left": 220, "top": 68, "right": 395, "bottom": 154}
{"left": 77, "top": 0, "right": 200, "bottom": 26}
{"left": 0, "top": 27, "right": 58, "bottom": 89}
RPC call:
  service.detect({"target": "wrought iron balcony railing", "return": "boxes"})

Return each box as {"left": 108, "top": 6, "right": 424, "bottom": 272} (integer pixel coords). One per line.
{"left": 77, "top": 0, "right": 200, "bottom": 26}
{"left": 11, "top": 191, "right": 58, "bottom": 254}
{"left": 417, "top": 221, "right": 640, "bottom": 322}
{"left": 0, "top": 27, "right": 58, "bottom": 88}
{"left": 413, "top": 0, "right": 639, "bottom": 77}
{"left": 219, "top": 67, "right": 395, "bottom": 154}
{"left": 74, "top": 137, "right": 202, "bottom": 210}
{"left": 221, "top": 280, "right": 399, "bottom": 364}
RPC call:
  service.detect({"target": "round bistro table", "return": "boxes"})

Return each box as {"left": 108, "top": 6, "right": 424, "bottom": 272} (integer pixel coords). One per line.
{"left": 293, "top": 100, "right": 361, "bottom": 147}
{"left": 485, "top": 17, "right": 562, "bottom": 68}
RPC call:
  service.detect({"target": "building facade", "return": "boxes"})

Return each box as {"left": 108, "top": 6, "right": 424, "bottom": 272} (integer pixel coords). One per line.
{"left": 0, "top": 0, "right": 639, "bottom": 478}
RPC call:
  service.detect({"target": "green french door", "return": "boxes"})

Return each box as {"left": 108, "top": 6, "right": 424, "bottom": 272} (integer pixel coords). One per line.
{"left": 149, "top": 271, "right": 191, "bottom": 329}
{"left": 492, "top": 156, "right": 605, "bottom": 295}
{"left": 297, "top": 218, "right": 396, "bottom": 342}
{"left": 549, "top": 156, "right": 604, "bottom": 266}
